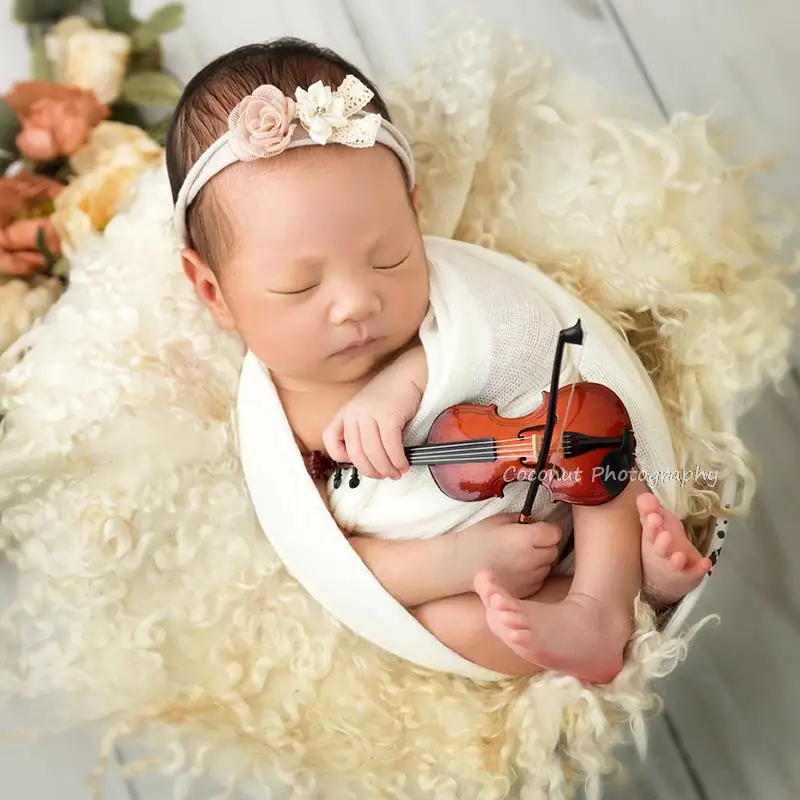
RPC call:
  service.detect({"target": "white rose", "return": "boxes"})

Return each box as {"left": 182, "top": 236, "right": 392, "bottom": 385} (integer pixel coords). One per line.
{"left": 45, "top": 17, "right": 131, "bottom": 104}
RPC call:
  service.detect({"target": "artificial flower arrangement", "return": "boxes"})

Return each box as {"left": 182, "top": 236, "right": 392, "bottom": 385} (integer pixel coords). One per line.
{"left": 0, "top": 0, "right": 184, "bottom": 353}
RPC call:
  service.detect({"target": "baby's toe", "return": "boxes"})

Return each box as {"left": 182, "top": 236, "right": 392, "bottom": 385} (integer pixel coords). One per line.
{"left": 502, "top": 610, "right": 529, "bottom": 631}
{"left": 637, "top": 493, "right": 661, "bottom": 518}
{"left": 642, "top": 512, "right": 663, "bottom": 543}
{"left": 669, "top": 551, "right": 688, "bottom": 570}
{"left": 491, "top": 593, "right": 519, "bottom": 614}
{"left": 691, "top": 556, "right": 713, "bottom": 575}
{"left": 473, "top": 569, "right": 496, "bottom": 603}
{"left": 653, "top": 530, "right": 673, "bottom": 557}
{"left": 509, "top": 629, "right": 533, "bottom": 647}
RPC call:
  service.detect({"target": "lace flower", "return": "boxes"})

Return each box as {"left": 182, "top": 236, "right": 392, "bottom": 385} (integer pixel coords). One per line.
{"left": 228, "top": 85, "right": 297, "bottom": 160}
{"left": 294, "top": 81, "right": 347, "bottom": 145}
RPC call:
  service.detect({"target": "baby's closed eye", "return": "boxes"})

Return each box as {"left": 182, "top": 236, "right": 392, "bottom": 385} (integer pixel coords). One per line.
{"left": 374, "top": 247, "right": 412, "bottom": 270}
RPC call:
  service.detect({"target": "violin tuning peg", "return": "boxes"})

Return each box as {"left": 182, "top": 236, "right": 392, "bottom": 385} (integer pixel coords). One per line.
{"left": 349, "top": 468, "right": 360, "bottom": 488}
{"left": 333, "top": 468, "right": 342, "bottom": 489}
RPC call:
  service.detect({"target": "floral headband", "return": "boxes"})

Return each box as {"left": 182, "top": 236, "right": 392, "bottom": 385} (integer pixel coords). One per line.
{"left": 172, "top": 74, "right": 415, "bottom": 245}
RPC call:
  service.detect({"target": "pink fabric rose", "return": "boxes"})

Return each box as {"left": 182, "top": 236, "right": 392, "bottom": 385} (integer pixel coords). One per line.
{"left": 228, "top": 85, "right": 297, "bottom": 159}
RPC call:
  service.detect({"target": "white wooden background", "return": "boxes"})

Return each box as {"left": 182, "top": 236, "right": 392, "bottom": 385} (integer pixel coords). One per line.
{"left": 1, "top": 1, "right": 798, "bottom": 798}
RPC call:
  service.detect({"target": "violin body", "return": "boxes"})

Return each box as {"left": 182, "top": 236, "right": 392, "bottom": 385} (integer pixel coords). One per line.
{"left": 414, "top": 382, "right": 636, "bottom": 506}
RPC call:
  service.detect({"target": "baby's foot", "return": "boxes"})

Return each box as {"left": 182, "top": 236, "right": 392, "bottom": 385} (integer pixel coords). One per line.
{"left": 637, "top": 493, "right": 712, "bottom": 605}
{"left": 473, "top": 570, "right": 630, "bottom": 684}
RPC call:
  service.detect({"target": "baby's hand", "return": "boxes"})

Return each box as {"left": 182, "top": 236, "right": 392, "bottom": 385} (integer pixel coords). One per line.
{"left": 323, "top": 345, "right": 427, "bottom": 480}
{"left": 454, "top": 513, "right": 562, "bottom": 598}
{"left": 322, "top": 383, "right": 419, "bottom": 480}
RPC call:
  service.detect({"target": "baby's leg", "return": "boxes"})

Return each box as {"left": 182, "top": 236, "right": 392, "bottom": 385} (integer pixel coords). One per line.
{"left": 410, "top": 577, "right": 572, "bottom": 676}
{"left": 473, "top": 479, "right": 648, "bottom": 684}
{"left": 637, "top": 493, "right": 712, "bottom": 605}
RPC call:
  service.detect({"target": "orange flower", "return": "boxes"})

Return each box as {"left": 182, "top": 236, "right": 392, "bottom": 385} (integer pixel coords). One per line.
{"left": 4, "top": 80, "right": 109, "bottom": 161}
{"left": 0, "top": 171, "right": 64, "bottom": 277}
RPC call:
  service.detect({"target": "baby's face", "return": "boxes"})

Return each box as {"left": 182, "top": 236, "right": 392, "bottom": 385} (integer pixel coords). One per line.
{"left": 187, "top": 145, "right": 429, "bottom": 390}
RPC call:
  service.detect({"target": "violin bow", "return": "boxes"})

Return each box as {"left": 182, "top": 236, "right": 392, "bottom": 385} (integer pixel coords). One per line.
{"left": 518, "top": 319, "right": 584, "bottom": 524}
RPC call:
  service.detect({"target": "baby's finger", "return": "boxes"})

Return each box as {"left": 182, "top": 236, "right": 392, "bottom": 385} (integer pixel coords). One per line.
{"left": 378, "top": 417, "right": 409, "bottom": 474}
{"left": 322, "top": 415, "right": 349, "bottom": 463}
{"left": 526, "top": 522, "right": 563, "bottom": 548}
{"left": 344, "top": 415, "right": 379, "bottom": 478}
{"left": 532, "top": 545, "right": 560, "bottom": 568}
{"left": 360, "top": 417, "right": 400, "bottom": 479}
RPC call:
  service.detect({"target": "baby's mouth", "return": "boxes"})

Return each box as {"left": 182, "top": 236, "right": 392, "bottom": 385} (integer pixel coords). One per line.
{"left": 334, "top": 337, "right": 377, "bottom": 357}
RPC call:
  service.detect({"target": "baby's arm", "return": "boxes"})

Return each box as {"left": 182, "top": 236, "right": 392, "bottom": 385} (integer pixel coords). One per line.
{"left": 322, "top": 344, "right": 428, "bottom": 479}
{"left": 313, "top": 473, "right": 465, "bottom": 606}
{"left": 348, "top": 534, "right": 469, "bottom": 607}
{"left": 315, "top": 469, "right": 561, "bottom": 609}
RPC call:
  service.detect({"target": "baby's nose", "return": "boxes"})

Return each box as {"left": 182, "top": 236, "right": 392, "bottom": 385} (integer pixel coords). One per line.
{"left": 330, "top": 282, "right": 381, "bottom": 324}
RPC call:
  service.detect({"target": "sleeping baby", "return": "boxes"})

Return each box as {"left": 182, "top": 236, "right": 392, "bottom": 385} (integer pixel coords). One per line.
{"left": 167, "top": 36, "right": 711, "bottom": 684}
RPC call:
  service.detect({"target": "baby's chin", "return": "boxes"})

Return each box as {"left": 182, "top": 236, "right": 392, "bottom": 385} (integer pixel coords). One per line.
{"left": 327, "top": 351, "right": 386, "bottom": 384}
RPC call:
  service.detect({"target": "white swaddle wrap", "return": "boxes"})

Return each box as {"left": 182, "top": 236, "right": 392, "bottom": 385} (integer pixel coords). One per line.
{"left": 236, "top": 236, "right": 679, "bottom": 681}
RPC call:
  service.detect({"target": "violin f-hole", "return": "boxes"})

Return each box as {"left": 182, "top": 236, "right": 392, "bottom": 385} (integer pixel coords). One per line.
{"left": 517, "top": 424, "right": 546, "bottom": 466}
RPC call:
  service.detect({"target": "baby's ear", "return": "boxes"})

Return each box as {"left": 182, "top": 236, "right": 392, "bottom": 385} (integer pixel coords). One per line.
{"left": 181, "top": 248, "right": 235, "bottom": 329}
{"left": 410, "top": 185, "right": 422, "bottom": 214}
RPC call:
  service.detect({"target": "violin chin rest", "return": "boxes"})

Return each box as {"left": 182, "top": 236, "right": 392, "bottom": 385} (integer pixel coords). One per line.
{"left": 599, "top": 449, "right": 634, "bottom": 496}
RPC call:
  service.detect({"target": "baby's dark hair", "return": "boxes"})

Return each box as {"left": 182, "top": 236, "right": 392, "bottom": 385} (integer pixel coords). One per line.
{"left": 166, "top": 37, "right": 392, "bottom": 273}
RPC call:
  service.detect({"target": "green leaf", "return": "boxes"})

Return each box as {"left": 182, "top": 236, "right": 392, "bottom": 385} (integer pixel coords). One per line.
{"left": 13, "top": 0, "right": 82, "bottom": 24}
{"left": 102, "top": 0, "right": 139, "bottom": 33}
{"left": 109, "top": 101, "right": 148, "bottom": 129}
{"left": 0, "top": 97, "right": 21, "bottom": 160}
{"left": 147, "top": 111, "right": 174, "bottom": 146}
{"left": 129, "top": 41, "right": 163, "bottom": 74}
{"left": 53, "top": 158, "right": 72, "bottom": 183}
{"left": 27, "top": 24, "right": 52, "bottom": 81}
{"left": 35, "top": 226, "right": 58, "bottom": 270}
{"left": 121, "top": 71, "right": 183, "bottom": 107}
{"left": 131, "top": 3, "right": 184, "bottom": 52}
{"left": 49, "top": 256, "right": 70, "bottom": 278}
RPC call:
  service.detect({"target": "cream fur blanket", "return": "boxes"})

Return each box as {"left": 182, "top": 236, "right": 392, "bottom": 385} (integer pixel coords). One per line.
{"left": 0, "top": 21, "right": 796, "bottom": 800}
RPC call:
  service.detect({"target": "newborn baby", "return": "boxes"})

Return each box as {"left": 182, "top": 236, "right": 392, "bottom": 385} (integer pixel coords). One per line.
{"left": 167, "top": 37, "right": 711, "bottom": 683}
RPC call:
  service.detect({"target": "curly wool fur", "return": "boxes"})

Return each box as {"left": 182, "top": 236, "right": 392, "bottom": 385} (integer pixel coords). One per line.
{"left": 0, "top": 20, "right": 796, "bottom": 800}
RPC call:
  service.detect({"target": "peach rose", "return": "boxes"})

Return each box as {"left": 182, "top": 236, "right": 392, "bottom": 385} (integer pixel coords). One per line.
{"left": 228, "top": 85, "right": 298, "bottom": 160}
{"left": 0, "top": 171, "right": 63, "bottom": 277}
{"left": 4, "top": 81, "right": 109, "bottom": 162}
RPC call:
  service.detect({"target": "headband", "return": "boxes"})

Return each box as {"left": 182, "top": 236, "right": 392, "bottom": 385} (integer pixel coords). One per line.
{"left": 172, "top": 74, "right": 416, "bottom": 245}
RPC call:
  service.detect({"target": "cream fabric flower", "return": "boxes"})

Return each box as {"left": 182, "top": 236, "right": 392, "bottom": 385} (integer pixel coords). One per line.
{"left": 228, "top": 86, "right": 298, "bottom": 159}
{"left": 45, "top": 16, "right": 131, "bottom": 104}
{"left": 295, "top": 81, "right": 347, "bottom": 145}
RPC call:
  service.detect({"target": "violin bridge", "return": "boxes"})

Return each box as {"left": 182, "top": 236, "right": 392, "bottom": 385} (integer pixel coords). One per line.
{"left": 529, "top": 433, "right": 541, "bottom": 462}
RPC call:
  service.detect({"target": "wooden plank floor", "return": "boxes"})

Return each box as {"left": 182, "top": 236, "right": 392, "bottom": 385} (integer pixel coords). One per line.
{"left": 1, "top": 0, "right": 798, "bottom": 797}
{"left": 605, "top": 3, "right": 800, "bottom": 798}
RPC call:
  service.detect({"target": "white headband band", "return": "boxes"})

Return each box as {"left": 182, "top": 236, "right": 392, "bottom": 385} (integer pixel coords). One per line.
{"left": 172, "top": 74, "right": 415, "bottom": 245}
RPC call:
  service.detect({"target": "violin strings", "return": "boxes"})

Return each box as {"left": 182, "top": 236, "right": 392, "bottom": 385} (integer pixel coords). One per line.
{"left": 408, "top": 451, "right": 565, "bottom": 465}
{"left": 407, "top": 443, "right": 568, "bottom": 462}
{"left": 410, "top": 444, "right": 538, "bottom": 458}
{"left": 407, "top": 440, "right": 547, "bottom": 458}
{"left": 408, "top": 436, "right": 541, "bottom": 455}
{"left": 411, "top": 434, "right": 542, "bottom": 450}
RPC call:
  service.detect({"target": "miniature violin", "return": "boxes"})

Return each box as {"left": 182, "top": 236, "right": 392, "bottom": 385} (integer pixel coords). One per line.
{"left": 306, "top": 320, "right": 637, "bottom": 523}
